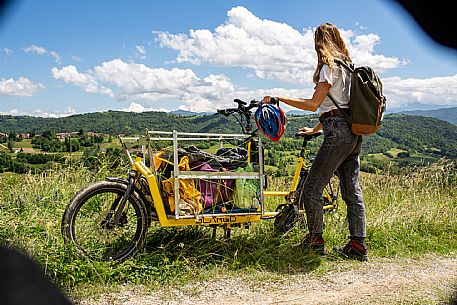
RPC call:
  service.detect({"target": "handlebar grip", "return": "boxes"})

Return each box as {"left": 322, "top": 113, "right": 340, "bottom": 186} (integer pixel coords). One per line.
{"left": 249, "top": 99, "right": 260, "bottom": 107}
{"left": 234, "top": 98, "right": 246, "bottom": 106}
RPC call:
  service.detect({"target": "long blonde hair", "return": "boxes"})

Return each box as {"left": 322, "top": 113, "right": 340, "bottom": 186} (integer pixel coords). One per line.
{"left": 312, "top": 22, "right": 351, "bottom": 84}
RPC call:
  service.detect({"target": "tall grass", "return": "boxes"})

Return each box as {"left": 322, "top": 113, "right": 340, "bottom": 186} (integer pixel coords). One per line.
{"left": 362, "top": 161, "right": 457, "bottom": 256}
{"left": 0, "top": 161, "right": 455, "bottom": 290}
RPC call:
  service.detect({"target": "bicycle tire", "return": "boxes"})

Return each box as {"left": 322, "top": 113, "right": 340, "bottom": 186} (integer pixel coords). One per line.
{"left": 61, "top": 180, "right": 149, "bottom": 262}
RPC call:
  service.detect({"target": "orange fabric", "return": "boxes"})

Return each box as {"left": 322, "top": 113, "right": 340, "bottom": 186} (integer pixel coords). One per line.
{"left": 161, "top": 156, "right": 202, "bottom": 214}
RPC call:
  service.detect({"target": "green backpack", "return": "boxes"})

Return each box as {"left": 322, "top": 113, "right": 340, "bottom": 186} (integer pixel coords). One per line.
{"left": 328, "top": 60, "right": 387, "bottom": 135}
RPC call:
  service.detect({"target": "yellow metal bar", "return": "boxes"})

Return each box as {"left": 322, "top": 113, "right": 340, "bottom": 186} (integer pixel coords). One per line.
{"left": 133, "top": 161, "right": 173, "bottom": 227}
{"left": 290, "top": 157, "right": 305, "bottom": 191}
{"left": 264, "top": 191, "right": 289, "bottom": 197}
{"left": 261, "top": 211, "right": 279, "bottom": 218}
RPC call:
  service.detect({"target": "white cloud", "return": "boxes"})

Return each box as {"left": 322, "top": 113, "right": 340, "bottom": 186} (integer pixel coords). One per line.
{"left": 31, "top": 106, "right": 76, "bottom": 118}
{"left": 135, "top": 45, "right": 147, "bottom": 59}
{"left": 23, "top": 44, "right": 47, "bottom": 55}
{"left": 155, "top": 6, "right": 314, "bottom": 84}
{"left": 154, "top": 6, "right": 406, "bottom": 84}
{"left": 0, "top": 77, "right": 45, "bottom": 97}
{"left": 382, "top": 74, "right": 457, "bottom": 109}
{"left": 51, "top": 65, "right": 114, "bottom": 97}
{"left": 71, "top": 55, "right": 83, "bottom": 62}
{"left": 0, "top": 106, "right": 76, "bottom": 118}
{"left": 93, "top": 59, "right": 236, "bottom": 112}
{"left": 51, "top": 59, "right": 237, "bottom": 112}
{"left": 3, "top": 47, "right": 13, "bottom": 56}
{"left": 355, "top": 22, "right": 367, "bottom": 30}
{"left": 49, "top": 50, "right": 62, "bottom": 64}
{"left": 343, "top": 31, "right": 408, "bottom": 72}
{"left": 94, "top": 59, "right": 200, "bottom": 94}
{"left": 52, "top": 58, "right": 457, "bottom": 113}
{"left": 23, "top": 44, "right": 62, "bottom": 64}
{"left": 120, "top": 102, "right": 168, "bottom": 113}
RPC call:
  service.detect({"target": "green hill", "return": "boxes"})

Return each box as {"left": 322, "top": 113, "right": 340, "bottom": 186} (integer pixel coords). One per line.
{"left": 1, "top": 111, "right": 456, "bottom": 160}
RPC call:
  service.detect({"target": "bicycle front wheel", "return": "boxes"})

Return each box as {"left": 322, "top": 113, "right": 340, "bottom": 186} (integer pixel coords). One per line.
{"left": 61, "top": 180, "right": 149, "bottom": 262}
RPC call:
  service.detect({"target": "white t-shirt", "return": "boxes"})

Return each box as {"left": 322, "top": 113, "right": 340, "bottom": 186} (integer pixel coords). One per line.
{"left": 318, "top": 64, "right": 351, "bottom": 114}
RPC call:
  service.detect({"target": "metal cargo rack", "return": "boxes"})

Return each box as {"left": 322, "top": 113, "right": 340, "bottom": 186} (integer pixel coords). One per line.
{"left": 120, "top": 129, "right": 265, "bottom": 221}
{"left": 148, "top": 129, "right": 265, "bottom": 220}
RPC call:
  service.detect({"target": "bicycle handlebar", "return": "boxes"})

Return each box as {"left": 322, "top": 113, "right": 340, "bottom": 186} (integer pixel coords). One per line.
{"left": 216, "top": 97, "right": 283, "bottom": 115}
{"left": 294, "top": 130, "right": 323, "bottom": 141}
{"left": 215, "top": 99, "right": 262, "bottom": 133}
{"left": 214, "top": 97, "right": 281, "bottom": 134}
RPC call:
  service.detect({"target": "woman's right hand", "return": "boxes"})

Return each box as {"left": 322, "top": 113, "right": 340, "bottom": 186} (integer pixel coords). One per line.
{"left": 262, "top": 96, "right": 272, "bottom": 104}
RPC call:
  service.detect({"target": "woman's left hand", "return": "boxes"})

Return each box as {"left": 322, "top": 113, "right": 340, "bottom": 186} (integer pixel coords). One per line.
{"left": 298, "top": 127, "right": 318, "bottom": 136}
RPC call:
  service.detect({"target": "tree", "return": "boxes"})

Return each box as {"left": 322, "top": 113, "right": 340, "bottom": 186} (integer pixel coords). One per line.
{"left": 7, "top": 139, "right": 13, "bottom": 152}
{"left": 8, "top": 131, "right": 16, "bottom": 141}
{"left": 31, "top": 130, "right": 62, "bottom": 152}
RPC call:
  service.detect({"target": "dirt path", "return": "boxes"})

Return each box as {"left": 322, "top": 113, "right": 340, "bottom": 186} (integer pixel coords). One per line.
{"left": 76, "top": 254, "right": 457, "bottom": 305}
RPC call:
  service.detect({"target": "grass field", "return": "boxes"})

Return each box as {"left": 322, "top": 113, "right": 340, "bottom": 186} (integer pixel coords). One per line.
{"left": 0, "top": 143, "right": 8, "bottom": 152}
{"left": 0, "top": 159, "right": 455, "bottom": 295}
{"left": 12, "top": 139, "right": 34, "bottom": 149}
{"left": 385, "top": 147, "right": 407, "bottom": 157}
{"left": 368, "top": 153, "right": 390, "bottom": 162}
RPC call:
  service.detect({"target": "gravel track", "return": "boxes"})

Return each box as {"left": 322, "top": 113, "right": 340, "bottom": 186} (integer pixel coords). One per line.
{"left": 76, "top": 254, "right": 457, "bottom": 305}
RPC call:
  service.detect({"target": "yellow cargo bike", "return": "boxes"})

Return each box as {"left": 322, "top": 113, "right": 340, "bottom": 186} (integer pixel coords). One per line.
{"left": 61, "top": 99, "right": 339, "bottom": 262}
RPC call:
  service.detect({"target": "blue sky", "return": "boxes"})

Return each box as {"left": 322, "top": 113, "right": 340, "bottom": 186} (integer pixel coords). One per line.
{"left": 1, "top": 0, "right": 457, "bottom": 117}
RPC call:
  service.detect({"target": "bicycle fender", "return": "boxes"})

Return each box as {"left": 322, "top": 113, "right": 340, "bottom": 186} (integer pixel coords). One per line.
{"left": 106, "top": 176, "right": 129, "bottom": 185}
{"left": 105, "top": 177, "right": 156, "bottom": 220}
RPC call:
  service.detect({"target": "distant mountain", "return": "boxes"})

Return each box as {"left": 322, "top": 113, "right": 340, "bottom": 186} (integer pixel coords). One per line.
{"left": 170, "top": 110, "right": 209, "bottom": 116}
{"left": 286, "top": 110, "right": 311, "bottom": 116}
{"left": 398, "top": 107, "right": 457, "bottom": 125}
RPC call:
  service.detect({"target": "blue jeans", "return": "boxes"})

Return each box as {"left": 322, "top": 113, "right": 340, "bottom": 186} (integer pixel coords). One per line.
{"left": 301, "top": 116, "right": 366, "bottom": 239}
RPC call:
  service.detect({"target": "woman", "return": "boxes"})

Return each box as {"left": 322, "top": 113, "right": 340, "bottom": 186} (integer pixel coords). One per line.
{"left": 263, "top": 22, "right": 367, "bottom": 261}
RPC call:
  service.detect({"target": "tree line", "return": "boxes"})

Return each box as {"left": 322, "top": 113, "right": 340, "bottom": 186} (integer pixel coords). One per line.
{"left": 1, "top": 111, "right": 456, "bottom": 175}
{"left": 1, "top": 110, "right": 456, "bottom": 159}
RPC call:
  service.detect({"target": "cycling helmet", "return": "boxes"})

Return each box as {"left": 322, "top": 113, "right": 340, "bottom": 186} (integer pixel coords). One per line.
{"left": 254, "top": 103, "right": 286, "bottom": 142}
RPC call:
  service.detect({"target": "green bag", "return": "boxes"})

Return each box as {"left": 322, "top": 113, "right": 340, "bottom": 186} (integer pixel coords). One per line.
{"left": 234, "top": 164, "right": 260, "bottom": 209}
{"left": 328, "top": 60, "right": 387, "bottom": 136}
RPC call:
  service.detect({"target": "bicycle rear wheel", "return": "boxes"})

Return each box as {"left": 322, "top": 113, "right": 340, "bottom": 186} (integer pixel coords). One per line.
{"left": 61, "top": 180, "right": 149, "bottom": 262}
{"left": 273, "top": 203, "right": 300, "bottom": 234}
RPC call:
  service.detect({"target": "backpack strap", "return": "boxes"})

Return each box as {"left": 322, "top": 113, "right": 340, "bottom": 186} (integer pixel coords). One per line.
{"left": 337, "top": 59, "right": 384, "bottom": 102}
{"left": 334, "top": 59, "right": 355, "bottom": 73}
{"left": 327, "top": 92, "right": 350, "bottom": 121}
{"left": 326, "top": 59, "right": 352, "bottom": 121}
